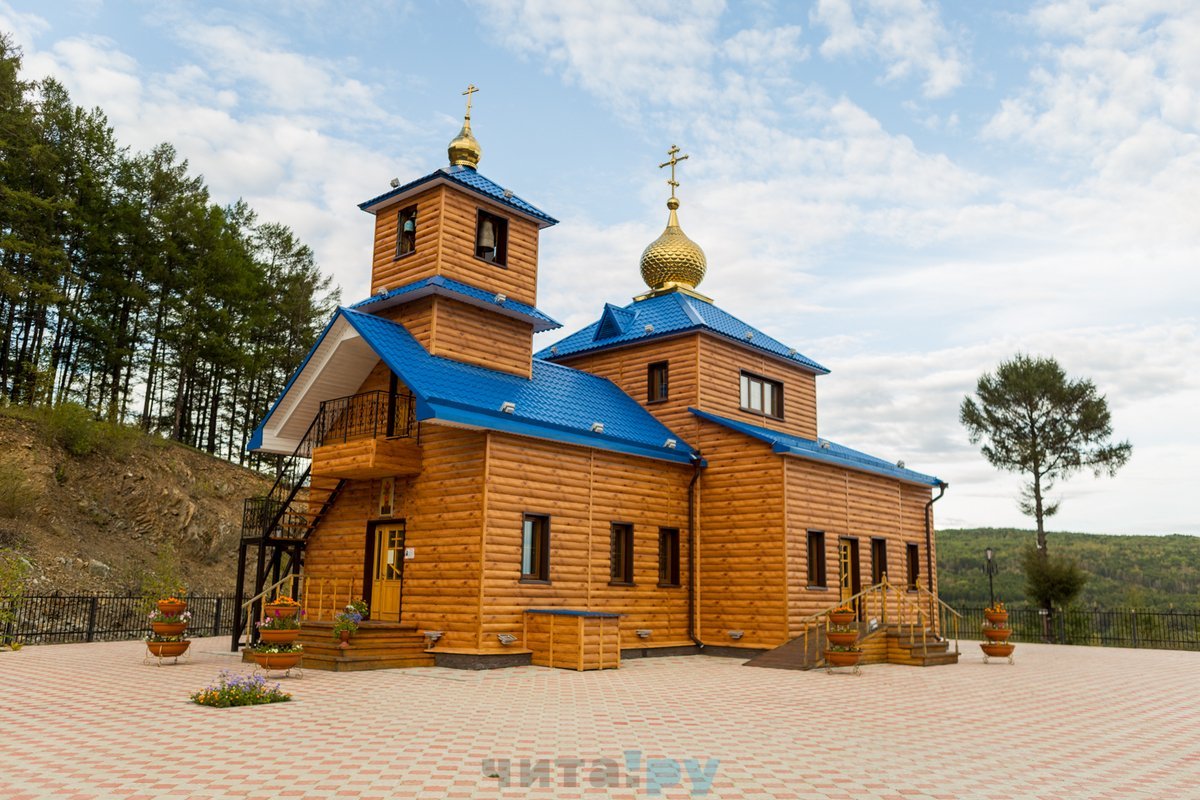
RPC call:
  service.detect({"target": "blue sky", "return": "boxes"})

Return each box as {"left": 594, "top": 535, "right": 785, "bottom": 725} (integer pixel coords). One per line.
{"left": 3, "top": 0, "right": 1197, "bottom": 535}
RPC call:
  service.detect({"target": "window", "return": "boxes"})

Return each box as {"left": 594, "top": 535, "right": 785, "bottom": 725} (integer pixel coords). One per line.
{"left": 521, "top": 514, "right": 550, "bottom": 582}
{"left": 806, "top": 530, "right": 826, "bottom": 587}
{"left": 647, "top": 361, "right": 669, "bottom": 403}
{"left": 658, "top": 528, "right": 680, "bottom": 587}
{"left": 395, "top": 205, "right": 417, "bottom": 258}
{"left": 871, "top": 538, "right": 888, "bottom": 585}
{"left": 906, "top": 543, "right": 920, "bottom": 591}
{"left": 610, "top": 522, "right": 634, "bottom": 584}
{"left": 739, "top": 371, "right": 783, "bottom": 418}
{"left": 475, "top": 209, "right": 509, "bottom": 265}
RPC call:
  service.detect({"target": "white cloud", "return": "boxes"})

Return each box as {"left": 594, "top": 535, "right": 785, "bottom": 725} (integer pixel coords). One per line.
{"left": 811, "top": 0, "right": 967, "bottom": 98}
{"left": 0, "top": 0, "right": 47, "bottom": 49}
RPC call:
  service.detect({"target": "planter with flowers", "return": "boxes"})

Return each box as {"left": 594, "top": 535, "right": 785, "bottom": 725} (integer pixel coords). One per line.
{"left": 149, "top": 607, "right": 192, "bottom": 637}
{"left": 981, "top": 601, "right": 1015, "bottom": 664}
{"left": 823, "top": 644, "right": 863, "bottom": 673}
{"left": 257, "top": 610, "right": 302, "bottom": 644}
{"left": 332, "top": 600, "right": 369, "bottom": 648}
{"left": 146, "top": 596, "right": 190, "bottom": 664}
{"left": 263, "top": 594, "right": 302, "bottom": 620}
{"left": 249, "top": 642, "right": 303, "bottom": 675}
{"left": 156, "top": 596, "right": 188, "bottom": 617}
{"left": 827, "top": 604, "right": 856, "bottom": 627}
{"left": 145, "top": 634, "right": 190, "bottom": 663}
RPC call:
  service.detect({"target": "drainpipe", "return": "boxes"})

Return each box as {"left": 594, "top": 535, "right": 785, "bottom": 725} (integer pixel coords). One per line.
{"left": 924, "top": 481, "right": 948, "bottom": 594}
{"left": 688, "top": 451, "right": 704, "bottom": 649}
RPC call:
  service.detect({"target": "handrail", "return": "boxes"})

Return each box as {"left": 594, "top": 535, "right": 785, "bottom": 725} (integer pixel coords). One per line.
{"left": 795, "top": 577, "right": 938, "bottom": 667}
{"left": 239, "top": 573, "right": 304, "bottom": 647}
{"left": 909, "top": 580, "right": 961, "bottom": 655}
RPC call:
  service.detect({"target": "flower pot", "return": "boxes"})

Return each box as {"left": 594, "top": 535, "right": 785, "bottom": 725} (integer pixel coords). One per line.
{"left": 252, "top": 651, "right": 302, "bottom": 670}
{"left": 264, "top": 604, "right": 300, "bottom": 619}
{"left": 983, "top": 626, "right": 1011, "bottom": 642}
{"left": 147, "top": 639, "right": 190, "bottom": 658}
{"left": 826, "top": 630, "right": 859, "bottom": 647}
{"left": 337, "top": 630, "right": 351, "bottom": 649}
{"left": 828, "top": 611, "right": 856, "bottom": 626}
{"left": 823, "top": 649, "right": 862, "bottom": 667}
{"left": 156, "top": 600, "right": 187, "bottom": 616}
{"left": 984, "top": 610, "right": 1008, "bottom": 625}
{"left": 981, "top": 642, "right": 1015, "bottom": 657}
{"left": 259, "top": 628, "right": 300, "bottom": 644}
{"left": 151, "top": 621, "right": 188, "bottom": 637}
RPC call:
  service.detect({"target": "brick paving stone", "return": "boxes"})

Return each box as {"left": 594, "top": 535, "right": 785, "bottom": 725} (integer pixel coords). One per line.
{"left": 1, "top": 637, "right": 1199, "bottom": 798}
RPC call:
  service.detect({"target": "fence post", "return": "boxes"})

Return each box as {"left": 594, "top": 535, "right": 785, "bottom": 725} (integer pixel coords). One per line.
{"left": 213, "top": 597, "right": 222, "bottom": 637}
{"left": 1057, "top": 609, "right": 1066, "bottom": 644}
{"left": 86, "top": 597, "right": 99, "bottom": 643}
{"left": 1131, "top": 610, "right": 1139, "bottom": 648}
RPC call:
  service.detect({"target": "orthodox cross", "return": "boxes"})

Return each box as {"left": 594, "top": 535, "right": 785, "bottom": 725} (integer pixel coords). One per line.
{"left": 659, "top": 144, "right": 689, "bottom": 198}
{"left": 462, "top": 84, "right": 479, "bottom": 121}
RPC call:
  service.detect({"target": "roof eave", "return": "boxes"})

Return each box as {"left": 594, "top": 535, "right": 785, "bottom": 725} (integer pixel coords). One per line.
{"left": 358, "top": 173, "right": 558, "bottom": 228}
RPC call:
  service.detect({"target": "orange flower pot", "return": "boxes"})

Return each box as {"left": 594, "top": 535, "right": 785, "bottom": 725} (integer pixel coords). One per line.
{"left": 147, "top": 640, "right": 190, "bottom": 658}
{"left": 264, "top": 604, "right": 300, "bottom": 619}
{"left": 259, "top": 628, "right": 300, "bottom": 644}
{"left": 983, "top": 626, "right": 1011, "bottom": 641}
{"left": 984, "top": 610, "right": 1009, "bottom": 625}
{"left": 151, "top": 621, "right": 188, "bottom": 637}
{"left": 252, "top": 652, "right": 302, "bottom": 670}
{"left": 826, "top": 630, "right": 859, "bottom": 647}
{"left": 823, "top": 649, "right": 862, "bottom": 667}
{"left": 156, "top": 600, "right": 187, "bottom": 616}
{"left": 828, "top": 611, "right": 856, "bottom": 626}
{"left": 981, "top": 642, "right": 1015, "bottom": 658}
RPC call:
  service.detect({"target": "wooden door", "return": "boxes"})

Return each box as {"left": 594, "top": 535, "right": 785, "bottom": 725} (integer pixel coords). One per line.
{"left": 370, "top": 522, "right": 405, "bottom": 622}
{"left": 871, "top": 538, "right": 888, "bottom": 586}
{"left": 839, "top": 537, "right": 861, "bottom": 615}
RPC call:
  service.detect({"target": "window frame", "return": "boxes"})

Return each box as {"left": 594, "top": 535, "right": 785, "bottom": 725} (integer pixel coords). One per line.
{"left": 871, "top": 537, "right": 888, "bottom": 585}
{"left": 806, "top": 529, "right": 827, "bottom": 589}
{"left": 739, "top": 370, "right": 784, "bottom": 419}
{"left": 609, "top": 522, "right": 635, "bottom": 586}
{"left": 474, "top": 208, "right": 509, "bottom": 267}
{"left": 647, "top": 361, "right": 669, "bottom": 404}
{"left": 906, "top": 542, "right": 920, "bottom": 591}
{"left": 657, "top": 527, "right": 680, "bottom": 587}
{"left": 394, "top": 204, "right": 418, "bottom": 259}
{"left": 520, "top": 513, "right": 551, "bottom": 584}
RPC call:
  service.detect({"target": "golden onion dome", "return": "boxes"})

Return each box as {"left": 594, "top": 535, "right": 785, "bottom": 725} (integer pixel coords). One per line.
{"left": 447, "top": 119, "right": 481, "bottom": 168}
{"left": 640, "top": 196, "right": 707, "bottom": 293}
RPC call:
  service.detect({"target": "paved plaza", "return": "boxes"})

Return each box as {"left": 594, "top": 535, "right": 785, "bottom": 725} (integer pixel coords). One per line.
{"left": 2, "top": 636, "right": 1198, "bottom": 799}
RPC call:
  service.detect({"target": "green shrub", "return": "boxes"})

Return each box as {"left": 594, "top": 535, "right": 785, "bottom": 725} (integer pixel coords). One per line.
{"left": 1021, "top": 544, "right": 1088, "bottom": 609}
{"left": 191, "top": 670, "right": 291, "bottom": 707}
{"left": 43, "top": 402, "right": 98, "bottom": 456}
{"left": 0, "top": 548, "right": 31, "bottom": 642}
{"left": 0, "top": 460, "right": 36, "bottom": 519}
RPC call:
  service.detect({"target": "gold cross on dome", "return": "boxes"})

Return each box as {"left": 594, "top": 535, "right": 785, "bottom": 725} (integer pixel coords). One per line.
{"left": 462, "top": 84, "right": 479, "bottom": 120}
{"left": 659, "top": 144, "right": 689, "bottom": 198}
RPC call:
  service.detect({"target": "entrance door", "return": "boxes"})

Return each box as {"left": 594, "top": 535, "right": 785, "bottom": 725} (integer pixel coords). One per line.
{"left": 370, "top": 521, "right": 405, "bottom": 622}
{"left": 871, "top": 538, "right": 888, "bottom": 586}
{"left": 838, "top": 537, "right": 862, "bottom": 616}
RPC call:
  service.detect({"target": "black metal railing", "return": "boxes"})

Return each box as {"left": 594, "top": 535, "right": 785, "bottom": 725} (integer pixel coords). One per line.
{"left": 314, "top": 390, "right": 415, "bottom": 447}
{"left": 958, "top": 606, "right": 1200, "bottom": 650}
{"left": 2, "top": 594, "right": 236, "bottom": 645}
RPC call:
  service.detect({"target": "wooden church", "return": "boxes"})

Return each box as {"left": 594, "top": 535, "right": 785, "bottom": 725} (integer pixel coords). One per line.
{"left": 234, "top": 89, "right": 955, "bottom": 671}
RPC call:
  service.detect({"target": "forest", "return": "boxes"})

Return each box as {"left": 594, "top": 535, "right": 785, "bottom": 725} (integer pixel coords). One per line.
{"left": 0, "top": 34, "right": 338, "bottom": 465}
{"left": 937, "top": 528, "right": 1200, "bottom": 610}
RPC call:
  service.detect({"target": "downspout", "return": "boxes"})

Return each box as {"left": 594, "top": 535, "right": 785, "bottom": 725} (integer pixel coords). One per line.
{"left": 924, "top": 481, "right": 948, "bottom": 594}
{"left": 688, "top": 451, "right": 703, "bottom": 649}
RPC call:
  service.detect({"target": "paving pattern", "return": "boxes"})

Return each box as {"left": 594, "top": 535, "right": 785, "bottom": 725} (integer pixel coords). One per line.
{"left": 2, "top": 637, "right": 1198, "bottom": 799}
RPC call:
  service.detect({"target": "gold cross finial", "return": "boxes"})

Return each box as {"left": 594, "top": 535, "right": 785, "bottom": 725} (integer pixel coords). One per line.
{"left": 659, "top": 144, "right": 689, "bottom": 199}
{"left": 462, "top": 84, "right": 479, "bottom": 121}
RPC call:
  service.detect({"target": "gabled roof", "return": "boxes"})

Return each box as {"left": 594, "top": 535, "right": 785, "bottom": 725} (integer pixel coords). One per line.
{"left": 350, "top": 275, "right": 562, "bottom": 333}
{"left": 250, "top": 307, "right": 698, "bottom": 465}
{"left": 535, "top": 291, "right": 829, "bottom": 374}
{"left": 690, "top": 408, "right": 944, "bottom": 487}
{"left": 357, "top": 165, "right": 557, "bottom": 227}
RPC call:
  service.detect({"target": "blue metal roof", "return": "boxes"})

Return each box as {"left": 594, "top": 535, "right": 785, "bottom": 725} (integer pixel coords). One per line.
{"left": 536, "top": 291, "right": 829, "bottom": 374}
{"left": 690, "top": 408, "right": 944, "bottom": 487}
{"left": 357, "top": 165, "right": 557, "bottom": 226}
{"left": 350, "top": 275, "right": 562, "bottom": 333}
{"left": 250, "top": 306, "right": 697, "bottom": 463}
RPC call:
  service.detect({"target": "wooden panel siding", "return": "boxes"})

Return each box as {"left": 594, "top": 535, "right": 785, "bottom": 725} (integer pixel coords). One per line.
{"left": 426, "top": 296, "right": 532, "bottom": 377}
{"left": 553, "top": 333, "right": 702, "bottom": 442}
{"left": 371, "top": 187, "right": 444, "bottom": 295}
{"left": 696, "top": 335, "right": 819, "bottom": 440}
{"left": 479, "top": 433, "right": 693, "bottom": 653}
{"left": 694, "top": 420, "right": 788, "bottom": 649}
{"left": 438, "top": 187, "right": 540, "bottom": 307}
{"left": 376, "top": 296, "right": 436, "bottom": 350}
{"left": 783, "top": 457, "right": 935, "bottom": 638}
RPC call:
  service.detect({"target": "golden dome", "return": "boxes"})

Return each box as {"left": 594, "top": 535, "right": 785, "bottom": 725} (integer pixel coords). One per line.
{"left": 640, "top": 196, "right": 707, "bottom": 293}
{"left": 448, "top": 120, "right": 481, "bottom": 168}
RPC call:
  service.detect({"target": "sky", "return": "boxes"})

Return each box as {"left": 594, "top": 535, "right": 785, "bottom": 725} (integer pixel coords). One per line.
{"left": 2, "top": 0, "right": 1197, "bottom": 536}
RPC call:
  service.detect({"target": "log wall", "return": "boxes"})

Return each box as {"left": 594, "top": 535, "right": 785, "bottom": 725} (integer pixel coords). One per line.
{"left": 371, "top": 187, "right": 444, "bottom": 295}
{"left": 426, "top": 297, "right": 532, "bottom": 377}
{"left": 697, "top": 335, "right": 819, "bottom": 440}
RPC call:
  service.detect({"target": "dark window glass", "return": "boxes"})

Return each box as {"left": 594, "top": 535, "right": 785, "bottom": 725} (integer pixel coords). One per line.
{"left": 658, "top": 527, "right": 680, "bottom": 587}
{"left": 475, "top": 210, "right": 509, "bottom": 265}
{"left": 871, "top": 538, "right": 888, "bottom": 585}
{"left": 739, "top": 371, "right": 783, "bottom": 418}
{"left": 610, "top": 522, "right": 634, "bottom": 584}
{"left": 648, "top": 361, "right": 669, "bottom": 403}
{"left": 521, "top": 514, "right": 550, "bottom": 582}
{"left": 906, "top": 543, "right": 920, "bottom": 590}
{"left": 396, "top": 205, "right": 417, "bottom": 257}
{"left": 807, "top": 530, "right": 826, "bottom": 587}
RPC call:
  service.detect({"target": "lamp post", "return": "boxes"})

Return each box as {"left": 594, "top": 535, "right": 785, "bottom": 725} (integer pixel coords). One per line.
{"left": 984, "top": 547, "right": 997, "bottom": 608}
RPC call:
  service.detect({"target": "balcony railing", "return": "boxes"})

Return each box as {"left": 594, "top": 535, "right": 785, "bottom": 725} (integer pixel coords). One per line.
{"left": 314, "top": 390, "right": 415, "bottom": 447}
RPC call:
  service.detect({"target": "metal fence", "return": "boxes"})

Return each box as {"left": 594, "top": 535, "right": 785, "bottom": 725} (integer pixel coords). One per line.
{"left": 957, "top": 606, "right": 1200, "bottom": 651}
{"left": 3, "top": 595, "right": 237, "bottom": 645}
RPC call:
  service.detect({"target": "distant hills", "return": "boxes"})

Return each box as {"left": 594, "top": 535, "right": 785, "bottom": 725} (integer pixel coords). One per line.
{"left": 936, "top": 528, "right": 1200, "bottom": 611}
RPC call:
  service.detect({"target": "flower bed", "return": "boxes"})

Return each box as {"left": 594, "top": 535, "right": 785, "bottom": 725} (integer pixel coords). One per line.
{"left": 191, "top": 670, "right": 291, "bottom": 707}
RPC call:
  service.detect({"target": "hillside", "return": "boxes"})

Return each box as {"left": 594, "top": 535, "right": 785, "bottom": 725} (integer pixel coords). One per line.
{"left": 936, "top": 527, "right": 1200, "bottom": 610}
{"left": 0, "top": 411, "right": 271, "bottom": 595}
